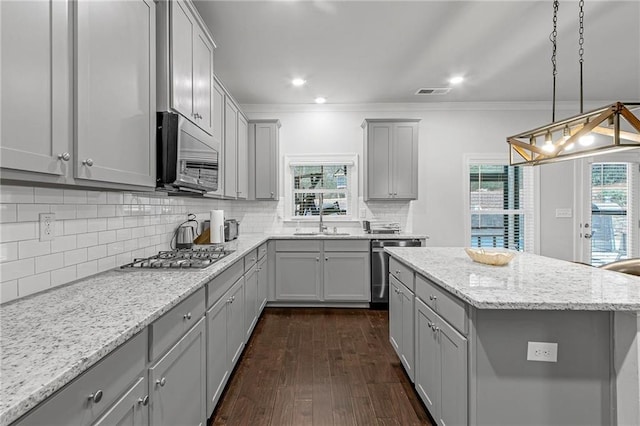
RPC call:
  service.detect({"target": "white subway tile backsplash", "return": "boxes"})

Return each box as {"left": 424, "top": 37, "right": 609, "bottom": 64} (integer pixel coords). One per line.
{"left": 18, "top": 272, "right": 51, "bottom": 297}
{"left": 0, "top": 204, "right": 17, "bottom": 223}
{"left": 131, "top": 227, "right": 145, "bottom": 239}
{"left": 107, "top": 241, "right": 124, "bottom": 256}
{"left": 107, "top": 192, "right": 123, "bottom": 204}
{"left": 87, "top": 244, "right": 107, "bottom": 261}
{"left": 77, "top": 260, "right": 98, "bottom": 279}
{"left": 116, "top": 252, "right": 133, "bottom": 266}
{"left": 36, "top": 253, "right": 64, "bottom": 273}
{"left": 63, "top": 189, "right": 87, "bottom": 204}
{"left": 77, "top": 204, "right": 98, "bottom": 219}
{"left": 0, "top": 242, "right": 18, "bottom": 263}
{"left": 77, "top": 232, "right": 98, "bottom": 248}
{"left": 1, "top": 258, "right": 35, "bottom": 282}
{"left": 87, "top": 218, "right": 108, "bottom": 232}
{"left": 51, "top": 266, "right": 76, "bottom": 287}
{"left": 64, "top": 219, "right": 88, "bottom": 235}
{"left": 87, "top": 191, "right": 107, "bottom": 204}
{"left": 107, "top": 217, "right": 124, "bottom": 230}
{"left": 17, "top": 204, "right": 50, "bottom": 222}
{"left": 116, "top": 228, "right": 132, "bottom": 241}
{"left": 64, "top": 248, "right": 87, "bottom": 266}
{"left": 123, "top": 216, "right": 138, "bottom": 228}
{"left": 98, "top": 230, "right": 117, "bottom": 245}
{"left": 1, "top": 280, "right": 18, "bottom": 303}
{"left": 98, "top": 256, "right": 116, "bottom": 272}
{"left": 34, "top": 188, "right": 64, "bottom": 204}
{"left": 18, "top": 240, "right": 51, "bottom": 259}
{"left": 0, "top": 222, "right": 37, "bottom": 243}
{"left": 0, "top": 186, "right": 34, "bottom": 204}
{"left": 97, "top": 205, "right": 116, "bottom": 218}
{"left": 123, "top": 239, "right": 138, "bottom": 252}
{"left": 51, "top": 204, "right": 77, "bottom": 220}
{"left": 51, "top": 235, "right": 77, "bottom": 253}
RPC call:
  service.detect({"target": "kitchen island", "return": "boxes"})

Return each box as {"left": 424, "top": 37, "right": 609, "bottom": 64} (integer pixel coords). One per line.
{"left": 385, "top": 247, "right": 640, "bottom": 426}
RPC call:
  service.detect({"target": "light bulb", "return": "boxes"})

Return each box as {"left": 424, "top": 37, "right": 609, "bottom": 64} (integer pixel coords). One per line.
{"left": 314, "top": 97, "right": 326, "bottom": 104}
{"left": 542, "top": 131, "right": 555, "bottom": 153}
{"left": 449, "top": 76, "right": 464, "bottom": 85}
{"left": 579, "top": 134, "right": 595, "bottom": 146}
{"left": 562, "top": 125, "right": 570, "bottom": 140}
{"left": 292, "top": 78, "right": 306, "bottom": 87}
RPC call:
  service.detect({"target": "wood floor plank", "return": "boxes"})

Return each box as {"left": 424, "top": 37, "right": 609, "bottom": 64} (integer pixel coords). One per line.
{"left": 210, "top": 308, "right": 433, "bottom": 426}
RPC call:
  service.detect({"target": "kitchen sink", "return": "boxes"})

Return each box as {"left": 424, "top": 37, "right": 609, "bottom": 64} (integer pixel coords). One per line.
{"left": 293, "top": 232, "right": 320, "bottom": 236}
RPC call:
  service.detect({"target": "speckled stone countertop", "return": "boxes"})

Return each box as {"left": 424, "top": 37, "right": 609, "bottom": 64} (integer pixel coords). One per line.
{"left": 386, "top": 247, "right": 640, "bottom": 310}
{"left": 0, "top": 231, "right": 426, "bottom": 425}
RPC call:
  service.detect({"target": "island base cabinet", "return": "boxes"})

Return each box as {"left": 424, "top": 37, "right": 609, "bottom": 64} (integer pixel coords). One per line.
{"left": 149, "top": 318, "right": 206, "bottom": 426}
{"left": 415, "top": 298, "right": 467, "bottom": 426}
{"left": 92, "top": 377, "right": 148, "bottom": 426}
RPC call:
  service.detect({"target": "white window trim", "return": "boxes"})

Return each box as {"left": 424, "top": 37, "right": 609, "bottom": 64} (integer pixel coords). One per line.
{"left": 283, "top": 153, "right": 359, "bottom": 223}
{"left": 462, "top": 153, "right": 539, "bottom": 253}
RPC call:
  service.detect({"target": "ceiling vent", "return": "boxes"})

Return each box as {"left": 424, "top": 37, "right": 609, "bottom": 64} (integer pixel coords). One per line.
{"left": 415, "top": 87, "right": 451, "bottom": 95}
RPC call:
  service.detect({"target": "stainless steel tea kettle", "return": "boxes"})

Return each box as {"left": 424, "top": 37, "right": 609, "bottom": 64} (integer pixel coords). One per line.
{"left": 172, "top": 214, "right": 198, "bottom": 249}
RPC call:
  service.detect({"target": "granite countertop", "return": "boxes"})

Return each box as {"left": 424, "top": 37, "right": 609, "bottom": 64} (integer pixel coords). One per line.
{"left": 386, "top": 247, "right": 640, "bottom": 310}
{"left": 0, "top": 231, "right": 426, "bottom": 425}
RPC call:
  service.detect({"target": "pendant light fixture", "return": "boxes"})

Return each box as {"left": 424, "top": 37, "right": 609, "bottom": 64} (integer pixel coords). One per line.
{"left": 507, "top": 0, "right": 640, "bottom": 166}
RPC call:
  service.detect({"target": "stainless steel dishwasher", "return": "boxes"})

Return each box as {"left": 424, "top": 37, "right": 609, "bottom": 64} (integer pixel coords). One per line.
{"left": 370, "top": 239, "right": 423, "bottom": 308}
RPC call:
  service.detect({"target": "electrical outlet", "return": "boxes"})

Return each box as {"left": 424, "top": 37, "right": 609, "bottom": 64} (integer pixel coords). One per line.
{"left": 527, "top": 341, "right": 558, "bottom": 362}
{"left": 39, "top": 213, "right": 56, "bottom": 241}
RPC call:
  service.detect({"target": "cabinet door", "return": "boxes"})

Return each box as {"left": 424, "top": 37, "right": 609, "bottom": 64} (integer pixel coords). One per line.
{"left": 415, "top": 298, "right": 440, "bottom": 420}
{"left": 206, "top": 294, "right": 229, "bottom": 415}
{"left": 170, "top": 0, "right": 193, "bottom": 118}
{"left": 92, "top": 376, "right": 148, "bottom": 426}
{"left": 400, "top": 284, "right": 415, "bottom": 381}
{"left": 192, "top": 26, "right": 213, "bottom": 135}
{"left": 236, "top": 114, "right": 249, "bottom": 199}
{"left": 438, "top": 313, "right": 468, "bottom": 426}
{"left": 1, "top": 0, "right": 71, "bottom": 176}
{"left": 323, "top": 252, "right": 370, "bottom": 301}
{"left": 224, "top": 99, "right": 238, "bottom": 198}
{"left": 149, "top": 318, "right": 206, "bottom": 426}
{"left": 244, "top": 266, "right": 258, "bottom": 339}
{"left": 212, "top": 80, "right": 225, "bottom": 145}
{"left": 389, "top": 277, "right": 403, "bottom": 357}
{"left": 275, "top": 252, "right": 321, "bottom": 301}
{"left": 257, "top": 256, "right": 268, "bottom": 313}
{"left": 254, "top": 122, "right": 279, "bottom": 200}
{"left": 367, "top": 122, "right": 392, "bottom": 199}
{"left": 392, "top": 122, "right": 419, "bottom": 199}
{"left": 227, "top": 278, "right": 245, "bottom": 367}
{"left": 75, "top": 0, "right": 155, "bottom": 187}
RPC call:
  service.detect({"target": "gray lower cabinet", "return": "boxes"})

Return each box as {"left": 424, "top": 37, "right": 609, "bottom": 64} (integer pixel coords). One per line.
{"left": 149, "top": 317, "right": 206, "bottom": 426}
{"left": 389, "top": 275, "right": 414, "bottom": 381}
{"left": 14, "top": 331, "right": 147, "bottom": 426}
{"left": 92, "top": 376, "right": 148, "bottom": 426}
{"left": 275, "top": 252, "right": 322, "bottom": 300}
{"left": 323, "top": 252, "right": 370, "bottom": 301}
{"left": 244, "top": 263, "right": 259, "bottom": 339}
{"left": 257, "top": 254, "right": 268, "bottom": 313}
{"left": 206, "top": 289, "right": 229, "bottom": 415}
{"left": 227, "top": 278, "right": 246, "bottom": 367}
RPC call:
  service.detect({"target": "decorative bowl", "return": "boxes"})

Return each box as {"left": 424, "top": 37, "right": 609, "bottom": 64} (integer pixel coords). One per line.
{"left": 464, "top": 248, "right": 515, "bottom": 266}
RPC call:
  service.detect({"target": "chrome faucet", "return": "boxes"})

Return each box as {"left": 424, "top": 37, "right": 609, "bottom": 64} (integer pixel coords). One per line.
{"left": 318, "top": 193, "right": 327, "bottom": 233}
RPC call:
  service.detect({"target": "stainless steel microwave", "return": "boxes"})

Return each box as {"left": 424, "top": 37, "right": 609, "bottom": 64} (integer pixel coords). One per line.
{"left": 156, "top": 111, "right": 219, "bottom": 194}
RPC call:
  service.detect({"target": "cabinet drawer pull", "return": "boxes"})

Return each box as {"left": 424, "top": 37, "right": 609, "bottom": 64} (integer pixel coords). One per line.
{"left": 325, "top": 257, "right": 328, "bottom": 261}
{"left": 395, "top": 270, "right": 401, "bottom": 274}
{"left": 58, "top": 152, "right": 70, "bottom": 161}
{"left": 183, "top": 312, "right": 192, "bottom": 320}
{"left": 83, "top": 158, "right": 94, "bottom": 167}
{"left": 316, "top": 257, "right": 319, "bottom": 261}
{"left": 270, "top": 192, "right": 274, "bottom": 197}
{"left": 88, "top": 390, "right": 103, "bottom": 403}
{"left": 138, "top": 395, "right": 149, "bottom": 406}
{"left": 156, "top": 377, "right": 167, "bottom": 387}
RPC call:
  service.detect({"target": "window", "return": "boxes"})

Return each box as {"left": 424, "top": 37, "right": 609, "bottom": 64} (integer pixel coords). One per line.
{"left": 284, "top": 154, "right": 358, "bottom": 221}
{"left": 466, "top": 158, "right": 535, "bottom": 252}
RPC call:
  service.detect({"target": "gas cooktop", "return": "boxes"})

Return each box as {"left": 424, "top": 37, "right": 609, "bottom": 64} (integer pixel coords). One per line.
{"left": 120, "top": 246, "right": 234, "bottom": 270}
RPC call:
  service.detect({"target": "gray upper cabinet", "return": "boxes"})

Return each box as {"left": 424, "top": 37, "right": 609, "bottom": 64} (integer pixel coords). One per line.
{"left": 224, "top": 98, "right": 238, "bottom": 198}
{"left": 362, "top": 119, "right": 420, "bottom": 200}
{"left": 75, "top": 0, "right": 156, "bottom": 187}
{"left": 237, "top": 114, "right": 249, "bottom": 199}
{"left": 249, "top": 120, "right": 281, "bottom": 201}
{"left": 0, "top": 0, "right": 71, "bottom": 178}
{"left": 162, "top": 0, "right": 215, "bottom": 134}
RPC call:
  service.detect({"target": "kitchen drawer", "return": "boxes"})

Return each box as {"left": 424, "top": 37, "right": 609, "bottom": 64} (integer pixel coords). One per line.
{"left": 207, "top": 260, "right": 243, "bottom": 309}
{"left": 15, "top": 331, "right": 146, "bottom": 426}
{"left": 415, "top": 273, "right": 467, "bottom": 335}
{"left": 244, "top": 249, "right": 258, "bottom": 272}
{"left": 275, "top": 240, "right": 321, "bottom": 252}
{"left": 149, "top": 287, "right": 205, "bottom": 361}
{"left": 257, "top": 243, "right": 268, "bottom": 260}
{"left": 389, "top": 256, "right": 414, "bottom": 290}
{"left": 323, "top": 239, "right": 368, "bottom": 252}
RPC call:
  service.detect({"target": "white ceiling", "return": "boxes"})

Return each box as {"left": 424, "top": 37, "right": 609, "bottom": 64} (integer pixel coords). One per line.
{"left": 194, "top": 0, "right": 640, "bottom": 105}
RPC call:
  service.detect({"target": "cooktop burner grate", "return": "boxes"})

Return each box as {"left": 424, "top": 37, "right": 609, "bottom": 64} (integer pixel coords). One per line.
{"left": 120, "top": 247, "right": 234, "bottom": 270}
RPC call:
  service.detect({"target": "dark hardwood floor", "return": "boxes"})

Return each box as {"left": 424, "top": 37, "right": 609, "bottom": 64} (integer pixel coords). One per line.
{"left": 210, "top": 308, "right": 433, "bottom": 426}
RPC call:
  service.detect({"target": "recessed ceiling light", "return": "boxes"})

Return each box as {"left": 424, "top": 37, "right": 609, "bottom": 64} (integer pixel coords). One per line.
{"left": 449, "top": 76, "right": 464, "bottom": 85}
{"left": 292, "top": 78, "right": 306, "bottom": 87}
{"left": 315, "top": 97, "right": 326, "bottom": 104}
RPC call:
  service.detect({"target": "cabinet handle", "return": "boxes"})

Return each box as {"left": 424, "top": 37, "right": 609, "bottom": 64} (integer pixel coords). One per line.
{"left": 316, "top": 257, "right": 319, "bottom": 261}
{"left": 138, "top": 395, "right": 149, "bottom": 406}
{"left": 83, "top": 158, "right": 94, "bottom": 167}
{"left": 156, "top": 377, "right": 167, "bottom": 387}
{"left": 395, "top": 270, "right": 400, "bottom": 274}
{"left": 88, "top": 390, "right": 103, "bottom": 403}
{"left": 183, "top": 312, "right": 192, "bottom": 320}
{"left": 325, "top": 257, "right": 328, "bottom": 261}
{"left": 270, "top": 192, "right": 274, "bottom": 198}
{"left": 58, "top": 152, "right": 70, "bottom": 161}
{"left": 427, "top": 321, "right": 433, "bottom": 327}
{"left": 429, "top": 295, "right": 437, "bottom": 301}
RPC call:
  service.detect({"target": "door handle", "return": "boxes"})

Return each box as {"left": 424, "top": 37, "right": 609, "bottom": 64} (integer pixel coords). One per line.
{"left": 584, "top": 233, "right": 592, "bottom": 239}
